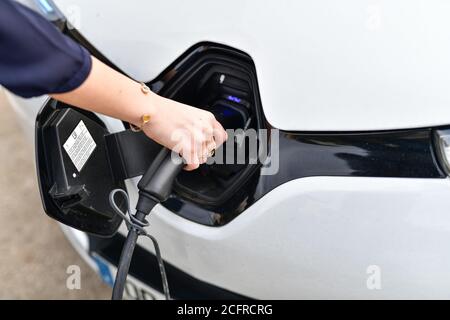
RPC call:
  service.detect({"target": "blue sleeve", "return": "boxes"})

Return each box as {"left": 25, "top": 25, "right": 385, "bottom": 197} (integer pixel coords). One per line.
{"left": 0, "top": 0, "right": 92, "bottom": 98}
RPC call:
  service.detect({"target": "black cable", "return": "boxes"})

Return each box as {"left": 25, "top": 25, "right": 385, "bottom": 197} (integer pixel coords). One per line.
{"left": 112, "top": 228, "right": 139, "bottom": 300}
{"left": 109, "top": 189, "right": 171, "bottom": 300}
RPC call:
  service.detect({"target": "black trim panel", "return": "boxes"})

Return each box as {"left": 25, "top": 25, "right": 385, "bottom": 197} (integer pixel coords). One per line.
{"left": 89, "top": 235, "right": 250, "bottom": 300}
{"left": 165, "top": 128, "right": 445, "bottom": 226}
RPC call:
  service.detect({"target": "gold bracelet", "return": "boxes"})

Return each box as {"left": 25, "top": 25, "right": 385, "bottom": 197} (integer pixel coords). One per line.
{"left": 130, "top": 82, "right": 152, "bottom": 133}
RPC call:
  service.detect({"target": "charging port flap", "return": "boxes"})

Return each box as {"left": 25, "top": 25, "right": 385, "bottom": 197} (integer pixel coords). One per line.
{"left": 36, "top": 101, "right": 126, "bottom": 237}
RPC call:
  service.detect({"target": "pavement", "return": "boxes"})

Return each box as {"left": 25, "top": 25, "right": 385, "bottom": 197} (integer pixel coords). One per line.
{"left": 0, "top": 90, "right": 111, "bottom": 299}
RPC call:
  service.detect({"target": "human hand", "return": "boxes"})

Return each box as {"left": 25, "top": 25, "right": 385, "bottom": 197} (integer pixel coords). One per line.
{"left": 142, "top": 94, "right": 228, "bottom": 171}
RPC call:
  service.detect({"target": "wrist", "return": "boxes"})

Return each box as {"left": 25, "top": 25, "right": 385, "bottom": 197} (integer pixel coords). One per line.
{"left": 129, "top": 83, "right": 159, "bottom": 129}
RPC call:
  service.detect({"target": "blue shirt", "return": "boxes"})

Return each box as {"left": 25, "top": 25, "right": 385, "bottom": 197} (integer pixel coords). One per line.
{"left": 0, "top": 0, "right": 91, "bottom": 98}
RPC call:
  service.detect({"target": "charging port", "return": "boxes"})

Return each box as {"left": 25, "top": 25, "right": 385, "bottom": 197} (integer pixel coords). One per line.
{"left": 152, "top": 43, "right": 265, "bottom": 222}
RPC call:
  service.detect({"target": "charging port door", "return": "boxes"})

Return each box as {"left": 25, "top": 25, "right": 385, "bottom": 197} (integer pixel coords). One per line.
{"left": 36, "top": 102, "right": 125, "bottom": 237}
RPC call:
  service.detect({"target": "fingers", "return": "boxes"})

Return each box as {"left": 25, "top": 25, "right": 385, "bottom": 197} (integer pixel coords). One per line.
{"left": 212, "top": 120, "right": 228, "bottom": 146}
{"left": 184, "top": 162, "right": 200, "bottom": 171}
{"left": 202, "top": 119, "right": 214, "bottom": 142}
{"left": 182, "top": 130, "right": 202, "bottom": 171}
{"left": 182, "top": 147, "right": 200, "bottom": 171}
{"left": 197, "top": 139, "right": 216, "bottom": 164}
{"left": 205, "top": 139, "right": 217, "bottom": 158}
{"left": 182, "top": 136, "right": 216, "bottom": 171}
{"left": 180, "top": 112, "right": 227, "bottom": 171}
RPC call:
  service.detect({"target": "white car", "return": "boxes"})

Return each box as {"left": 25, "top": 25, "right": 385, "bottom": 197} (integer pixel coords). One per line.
{"left": 8, "top": 0, "right": 450, "bottom": 299}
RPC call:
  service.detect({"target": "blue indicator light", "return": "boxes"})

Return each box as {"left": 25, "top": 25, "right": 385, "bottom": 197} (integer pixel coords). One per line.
{"left": 227, "top": 95, "right": 242, "bottom": 104}
{"left": 37, "top": 0, "right": 54, "bottom": 14}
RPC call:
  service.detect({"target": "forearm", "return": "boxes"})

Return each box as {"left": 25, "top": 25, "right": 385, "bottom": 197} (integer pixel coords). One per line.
{"left": 51, "top": 56, "right": 227, "bottom": 171}
{"left": 51, "top": 56, "right": 156, "bottom": 127}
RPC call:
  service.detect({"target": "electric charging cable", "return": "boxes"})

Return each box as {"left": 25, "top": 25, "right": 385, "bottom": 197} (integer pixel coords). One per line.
{"left": 108, "top": 149, "right": 184, "bottom": 300}
{"left": 109, "top": 189, "right": 170, "bottom": 300}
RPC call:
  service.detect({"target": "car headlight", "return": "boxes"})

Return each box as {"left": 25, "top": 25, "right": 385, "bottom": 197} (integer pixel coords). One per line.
{"left": 435, "top": 129, "right": 450, "bottom": 175}
{"left": 36, "top": 0, "right": 55, "bottom": 14}
{"left": 19, "top": 0, "right": 64, "bottom": 22}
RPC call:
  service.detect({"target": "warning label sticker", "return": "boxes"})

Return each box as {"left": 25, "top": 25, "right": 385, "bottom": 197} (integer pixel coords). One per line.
{"left": 63, "top": 121, "right": 97, "bottom": 172}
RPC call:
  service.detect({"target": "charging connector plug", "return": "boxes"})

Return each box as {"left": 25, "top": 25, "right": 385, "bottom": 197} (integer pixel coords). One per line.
{"left": 110, "top": 149, "right": 184, "bottom": 300}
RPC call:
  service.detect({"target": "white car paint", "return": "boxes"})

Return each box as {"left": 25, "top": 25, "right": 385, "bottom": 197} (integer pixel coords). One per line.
{"left": 130, "top": 176, "right": 450, "bottom": 299}
{"left": 53, "top": 0, "right": 450, "bottom": 132}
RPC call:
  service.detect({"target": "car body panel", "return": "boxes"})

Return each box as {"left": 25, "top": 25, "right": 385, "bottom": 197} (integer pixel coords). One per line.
{"left": 53, "top": 0, "right": 450, "bottom": 132}
{"left": 123, "top": 176, "right": 450, "bottom": 299}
